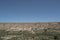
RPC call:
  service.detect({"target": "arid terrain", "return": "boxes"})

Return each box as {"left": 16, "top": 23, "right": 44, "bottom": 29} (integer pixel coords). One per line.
{"left": 0, "top": 22, "right": 60, "bottom": 40}
{"left": 0, "top": 22, "right": 60, "bottom": 30}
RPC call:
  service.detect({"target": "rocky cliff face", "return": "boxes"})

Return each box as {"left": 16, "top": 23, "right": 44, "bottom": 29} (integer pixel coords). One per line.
{"left": 0, "top": 22, "right": 60, "bottom": 31}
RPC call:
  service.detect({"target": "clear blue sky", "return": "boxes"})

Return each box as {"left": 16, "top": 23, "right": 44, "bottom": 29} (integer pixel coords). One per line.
{"left": 0, "top": 0, "right": 60, "bottom": 22}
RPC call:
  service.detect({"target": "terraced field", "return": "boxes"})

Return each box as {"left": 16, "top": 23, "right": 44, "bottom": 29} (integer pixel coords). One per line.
{"left": 0, "top": 22, "right": 60, "bottom": 40}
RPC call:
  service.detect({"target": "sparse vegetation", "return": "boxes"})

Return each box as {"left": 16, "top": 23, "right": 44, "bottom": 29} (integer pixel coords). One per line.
{"left": 0, "top": 22, "right": 60, "bottom": 40}
{"left": 0, "top": 28, "right": 60, "bottom": 40}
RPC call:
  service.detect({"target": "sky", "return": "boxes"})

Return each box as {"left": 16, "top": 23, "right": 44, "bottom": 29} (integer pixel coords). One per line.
{"left": 0, "top": 0, "right": 60, "bottom": 22}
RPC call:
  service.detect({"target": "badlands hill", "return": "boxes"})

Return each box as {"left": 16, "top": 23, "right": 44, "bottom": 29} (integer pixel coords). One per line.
{"left": 0, "top": 22, "right": 60, "bottom": 31}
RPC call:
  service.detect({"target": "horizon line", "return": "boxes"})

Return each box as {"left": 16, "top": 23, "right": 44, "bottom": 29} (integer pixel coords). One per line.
{"left": 0, "top": 22, "right": 60, "bottom": 23}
